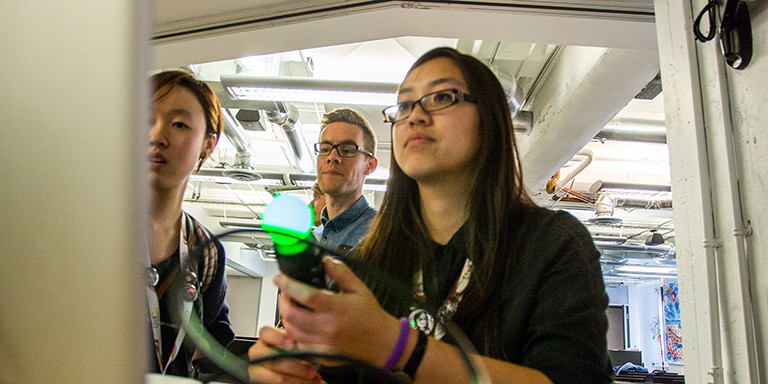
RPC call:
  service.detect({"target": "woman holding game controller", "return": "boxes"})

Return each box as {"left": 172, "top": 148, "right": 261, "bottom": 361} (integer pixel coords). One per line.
{"left": 247, "top": 47, "right": 611, "bottom": 384}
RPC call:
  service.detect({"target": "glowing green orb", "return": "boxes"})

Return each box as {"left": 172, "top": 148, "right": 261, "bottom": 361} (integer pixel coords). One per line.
{"left": 261, "top": 193, "right": 314, "bottom": 255}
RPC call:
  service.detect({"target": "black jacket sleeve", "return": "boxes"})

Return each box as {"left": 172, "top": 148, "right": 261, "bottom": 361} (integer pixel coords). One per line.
{"left": 512, "top": 210, "right": 612, "bottom": 383}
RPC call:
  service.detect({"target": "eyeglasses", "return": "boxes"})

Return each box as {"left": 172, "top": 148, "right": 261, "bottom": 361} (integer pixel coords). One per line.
{"left": 382, "top": 88, "right": 477, "bottom": 123}
{"left": 314, "top": 142, "right": 373, "bottom": 158}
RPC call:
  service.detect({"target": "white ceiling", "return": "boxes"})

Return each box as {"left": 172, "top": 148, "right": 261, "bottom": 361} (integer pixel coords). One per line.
{"left": 153, "top": 0, "right": 675, "bottom": 282}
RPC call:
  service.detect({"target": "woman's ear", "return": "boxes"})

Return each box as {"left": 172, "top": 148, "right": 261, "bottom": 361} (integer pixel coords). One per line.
{"left": 201, "top": 134, "right": 218, "bottom": 160}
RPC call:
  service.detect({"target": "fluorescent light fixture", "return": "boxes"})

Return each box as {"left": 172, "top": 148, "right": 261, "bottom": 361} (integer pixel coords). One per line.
{"left": 219, "top": 220, "right": 263, "bottom": 229}
{"left": 616, "top": 265, "right": 677, "bottom": 274}
{"left": 221, "top": 75, "right": 399, "bottom": 106}
{"left": 592, "top": 236, "right": 628, "bottom": 245}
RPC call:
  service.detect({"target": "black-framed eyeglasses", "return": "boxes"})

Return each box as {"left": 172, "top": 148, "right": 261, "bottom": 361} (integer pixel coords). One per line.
{"left": 314, "top": 142, "right": 373, "bottom": 158}
{"left": 382, "top": 88, "right": 477, "bottom": 123}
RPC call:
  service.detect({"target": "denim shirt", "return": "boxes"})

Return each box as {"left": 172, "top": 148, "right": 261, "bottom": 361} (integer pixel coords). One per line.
{"left": 313, "top": 195, "right": 376, "bottom": 255}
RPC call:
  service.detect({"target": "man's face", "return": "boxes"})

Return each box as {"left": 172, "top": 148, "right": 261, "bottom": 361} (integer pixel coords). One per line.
{"left": 316, "top": 122, "right": 376, "bottom": 200}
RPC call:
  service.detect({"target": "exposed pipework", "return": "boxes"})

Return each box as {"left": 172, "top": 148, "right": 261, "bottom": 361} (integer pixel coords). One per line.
{"left": 596, "top": 242, "right": 676, "bottom": 258}
{"left": 263, "top": 102, "right": 316, "bottom": 173}
{"left": 216, "top": 90, "right": 316, "bottom": 175}
{"left": 588, "top": 192, "right": 623, "bottom": 225}
{"left": 512, "top": 110, "right": 533, "bottom": 134}
{"left": 612, "top": 195, "right": 673, "bottom": 210}
{"left": 595, "top": 118, "right": 667, "bottom": 144}
{"left": 220, "top": 109, "right": 262, "bottom": 182}
{"left": 586, "top": 190, "right": 673, "bottom": 226}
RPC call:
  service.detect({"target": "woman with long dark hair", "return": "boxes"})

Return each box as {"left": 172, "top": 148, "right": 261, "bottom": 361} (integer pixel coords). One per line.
{"left": 248, "top": 48, "right": 611, "bottom": 384}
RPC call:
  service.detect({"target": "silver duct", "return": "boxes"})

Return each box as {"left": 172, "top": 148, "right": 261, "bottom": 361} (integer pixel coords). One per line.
{"left": 588, "top": 193, "right": 623, "bottom": 225}
{"left": 219, "top": 109, "right": 261, "bottom": 182}
{"left": 596, "top": 242, "right": 676, "bottom": 258}
{"left": 512, "top": 110, "right": 533, "bottom": 134}
{"left": 263, "top": 102, "right": 316, "bottom": 174}
{"left": 587, "top": 191, "right": 673, "bottom": 226}
{"left": 216, "top": 91, "right": 316, "bottom": 175}
{"left": 595, "top": 118, "right": 667, "bottom": 144}
{"left": 612, "top": 195, "right": 673, "bottom": 210}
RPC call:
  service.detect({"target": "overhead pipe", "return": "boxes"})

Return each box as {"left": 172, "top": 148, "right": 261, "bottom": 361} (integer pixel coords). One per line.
{"left": 587, "top": 192, "right": 622, "bottom": 226}
{"left": 595, "top": 242, "right": 676, "bottom": 258}
{"left": 595, "top": 118, "right": 667, "bottom": 144}
{"left": 219, "top": 109, "right": 262, "bottom": 182}
{"left": 612, "top": 195, "right": 673, "bottom": 210}
{"left": 553, "top": 149, "right": 593, "bottom": 193}
{"left": 263, "top": 102, "right": 316, "bottom": 174}
{"left": 512, "top": 45, "right": 561, "bottom": 136}
{"left": 216, "top": 90, "right": 316, "bottom": 175}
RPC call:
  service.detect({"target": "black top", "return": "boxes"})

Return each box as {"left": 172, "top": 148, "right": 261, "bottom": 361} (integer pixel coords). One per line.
{"left": 425, "top": 205, "right": 612, "bottom": 383}
{"left": 322, "top": 204, "right": 611, "bottom": 383}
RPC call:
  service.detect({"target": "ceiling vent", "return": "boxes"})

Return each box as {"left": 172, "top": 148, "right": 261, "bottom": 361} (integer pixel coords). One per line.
{"left": 587, "top": 193, "right": 623, "bottom": 226}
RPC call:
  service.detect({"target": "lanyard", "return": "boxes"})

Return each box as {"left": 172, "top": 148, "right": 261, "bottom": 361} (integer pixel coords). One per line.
{"left": 145, "top": 215, "right": 195, "bottom": 375}
{"left": 409, "top": 258, "right": 473, "bottom": 340}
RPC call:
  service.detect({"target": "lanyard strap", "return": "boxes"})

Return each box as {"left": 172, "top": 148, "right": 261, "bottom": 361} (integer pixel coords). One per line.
{"left": 411, "top": 258, "right": 473, "bottom": 340}
{"left": 145, "top": 215, "right": 194, "bottom": 374}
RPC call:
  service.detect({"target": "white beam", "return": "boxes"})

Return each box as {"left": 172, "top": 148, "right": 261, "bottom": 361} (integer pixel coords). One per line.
{"left": 518, "top": 46, "right": 660, "bottom": 194}
{"left": 153, "top": 4, "right": 657, "bottom": 68}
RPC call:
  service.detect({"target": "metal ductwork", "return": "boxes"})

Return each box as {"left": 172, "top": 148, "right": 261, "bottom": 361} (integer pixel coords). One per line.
{"left": 596, "top": 242, "right": 676, "bottom": 258}
{"left": 216, "top": 89, "right": 316, "bottom": 174}
{"left": 512, "top": 110, "right": 533, "bottom": 134}
{"left": 611, "top": 195, "right": 673, "bottom": 210}
{"left": 588, "top": 193, "right": 623, "bottom": 225}
{"left": 587, "top": 191, "right": 673, "bottom": 226}
{"left": 263, "top": 102, "right": 316, "bottom": 174}
{"left": 220, "top": 109, "right": 262, "bottom": 182}
{"left": 595, "top": 118, "right": 667, "bottom": 144}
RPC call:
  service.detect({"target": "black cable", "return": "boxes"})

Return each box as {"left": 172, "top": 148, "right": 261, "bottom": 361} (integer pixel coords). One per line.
{"left": 248, "top": 351, "right": 404, "bottom": 384}
{"left": 172, "top": 227, "right": 487, "bottom": 383}
{"left": 693, "top": 0, "right": 718, "bottom": 42}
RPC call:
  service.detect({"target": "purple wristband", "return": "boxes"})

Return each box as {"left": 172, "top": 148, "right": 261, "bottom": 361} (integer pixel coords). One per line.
{"left": 382, "top": 317, "right": 411, "bottom": 371}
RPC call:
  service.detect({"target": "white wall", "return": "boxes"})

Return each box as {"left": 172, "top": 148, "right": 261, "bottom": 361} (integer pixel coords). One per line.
{"left": 0, "top": 1, "right": 151, "bottom": 383}
{"left": 221, "top": 242, "right": 281, "bottom": 335}
{"left": 226, "top": 275, "right": 263, "bottom": 337}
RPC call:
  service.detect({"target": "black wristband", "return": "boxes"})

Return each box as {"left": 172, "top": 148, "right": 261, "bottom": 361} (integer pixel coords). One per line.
{"left": 403, "top": 331, "right": 428, "bottom": 378}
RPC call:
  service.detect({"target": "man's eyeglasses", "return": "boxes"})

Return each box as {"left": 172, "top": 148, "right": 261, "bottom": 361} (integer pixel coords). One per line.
{"left": 382, "top": 88, "right": 477, "bottom": 123}
{"left": 314, "top": 142, "right": 373, "bottom": 158}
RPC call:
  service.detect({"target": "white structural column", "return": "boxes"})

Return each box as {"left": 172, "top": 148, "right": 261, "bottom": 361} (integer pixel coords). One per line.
{"left": 518, "top": 46, "right": 660, "bottom": 193}
{"left": 0, "top": 1, "right": 151, "bottom": 383}
{"left": 654, "top": 0, "right": 767, "bottom": 383}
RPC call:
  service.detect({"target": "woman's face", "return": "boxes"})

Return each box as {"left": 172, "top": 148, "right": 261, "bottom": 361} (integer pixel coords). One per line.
{"left": 148, "top": 86, "right": 215, "bottom": 191}
{"left": 392, "top": 58, "right": 480, "bottom": 185}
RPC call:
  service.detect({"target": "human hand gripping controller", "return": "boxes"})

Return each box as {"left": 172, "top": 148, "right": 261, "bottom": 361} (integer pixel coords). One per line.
{"left": 261, "top": 193, "right": 331, "bottom": 289}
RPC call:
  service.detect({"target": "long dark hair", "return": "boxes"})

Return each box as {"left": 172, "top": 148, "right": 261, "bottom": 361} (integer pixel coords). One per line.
{"left": 356, "top": 47, "right": 533, "bottom": 358}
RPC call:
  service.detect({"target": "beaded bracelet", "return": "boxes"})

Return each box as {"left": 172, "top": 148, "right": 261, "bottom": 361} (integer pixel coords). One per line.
{"left": 382, "top": 317, "right": 411, "bottom": 371}
{"left": 403, "top": 330, "right": 428, "bottom": 378}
